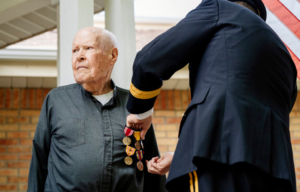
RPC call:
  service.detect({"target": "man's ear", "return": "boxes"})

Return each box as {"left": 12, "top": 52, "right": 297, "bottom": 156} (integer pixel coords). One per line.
{"left": 111, "top": 47, "right": 118, "bottom": 65}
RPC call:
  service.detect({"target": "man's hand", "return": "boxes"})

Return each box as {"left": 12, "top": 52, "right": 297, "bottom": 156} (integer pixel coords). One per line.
{"left": 126, "top": 114, "right": 152, "bottom": 140}
{"left": 146, "top": 152, "right": 174, "bottom": 175}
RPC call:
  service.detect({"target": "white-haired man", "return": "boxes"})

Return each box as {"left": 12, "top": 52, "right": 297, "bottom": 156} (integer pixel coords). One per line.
{"left": 27, "top": 27, "right": 167, "bottom": 192}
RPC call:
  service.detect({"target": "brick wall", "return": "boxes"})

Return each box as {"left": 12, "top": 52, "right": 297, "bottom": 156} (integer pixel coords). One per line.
{"left": 1, "top": 88, "right": 300, "bottom": 191}
{"left": 0, "top": 88, "right": 50, "bottom": 192}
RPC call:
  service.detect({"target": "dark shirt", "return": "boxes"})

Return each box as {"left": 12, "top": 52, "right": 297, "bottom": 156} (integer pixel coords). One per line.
{"left": 27, "top": 82, "right": 167, "bottom": 192}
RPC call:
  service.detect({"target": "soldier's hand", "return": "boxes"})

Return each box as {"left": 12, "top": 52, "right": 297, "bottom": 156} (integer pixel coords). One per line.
{"left": 126, "top": 114, "right": 152, "bottom": 140}
{"left": 146, "top": 152, "right": 174, "bottom": 175}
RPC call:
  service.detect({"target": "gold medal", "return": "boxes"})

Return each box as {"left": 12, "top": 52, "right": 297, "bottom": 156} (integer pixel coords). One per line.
{"left": 135, "top": 142, "right": 141, "bottom": 150}
{"left": 137, "top": 161, "right": 144, "bottom": 171}
{"left": 124, "top": 156, "right": 133, "bottom": 165}
{"left": 123, "top": 136, "right": 131, "bottom": 146}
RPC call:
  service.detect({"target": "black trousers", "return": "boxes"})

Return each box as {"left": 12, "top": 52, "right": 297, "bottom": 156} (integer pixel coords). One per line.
{"left": 167, "top": 160, "right": 292, "bottom": 192}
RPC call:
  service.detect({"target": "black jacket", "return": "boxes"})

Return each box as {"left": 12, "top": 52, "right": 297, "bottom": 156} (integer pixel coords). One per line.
{"left": 126, "top": 0, "right": 297, "bottom": 191}
{"left": 27, "top": 83, "right": 167, "bottom": 192}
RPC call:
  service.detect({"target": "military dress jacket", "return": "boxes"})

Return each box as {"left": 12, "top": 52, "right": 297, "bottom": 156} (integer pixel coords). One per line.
{"left": 27, "top": 83, "right": 167, "bottom": 192}
{"left": 126, "top": 0, "right": 297, "bottom": 191}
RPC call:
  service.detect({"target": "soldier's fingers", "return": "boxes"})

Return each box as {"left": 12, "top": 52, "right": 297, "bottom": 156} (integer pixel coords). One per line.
{"left": 140, "top": 129, "right": 147, "bottom": 140}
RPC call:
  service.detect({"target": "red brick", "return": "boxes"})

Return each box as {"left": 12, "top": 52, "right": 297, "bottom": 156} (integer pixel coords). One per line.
{"left": 7, "top": 162, "right": 30, "bottom": 168}
{"left": 21, "top": 88, "right": 28, "bottom": 109}
{"left": 154, "top": 94, "right": 161, "bottom": 110}
{"left": 292, "top": 139, "right": 300, "bottom": 144}
{"left": 0, "top": 154, "right": 17, "bottom": 160}
{"left": 5, "top": 89, "right": 12, "bottom": 109}
{"left": 0, "top": 176, "right": 7, "bottom": 183}
{"left": 168, "top": 145, "right": 177, "bottom": 152}
{"left": 166, "top": 117, "right": 182, "bottom": 124}
{"left": 155, "top": 131, "right": 166, "bottom": 138}
{"left": 167, "top": 90, "right": 174, "bottom": 110}
{"left": 31, "top": 117, "right": 39, "bottom": 123}
{"left": 8, "top": 176, "right": 28, "bottom": 183}
{"left": 175, "top": 110, "right": 186, "bottom": 117}
{"left": 19, "top": 169, "right": 29, "bottom": 176}
{"left": 290, "top": 111, "right": 300, "bottom": 117}
{"left": 0, "top": 147, "right": 5, "bottom": 153}
{"left": 19, "top": 183, "right": 28, "bottom": 190}
{"left": 160, "top": 91, "right": 167, "bottom": 110}
{"left": 0, "top": 161, "right": 6, "bottom": 168}
{"left": 0, "top": 110, "right": 18, "bottom": 116}
{"left": 19, "top": 139, "right": 32, "bottom": 145}
{"left": 156, "top": 124, "right": 178, "bottom": 131}
{"left": 12, "top": 89, "right": 20, "bottom": 109}
{"left": 8, "top": 146, "right": 31, "bottom": 153}
{"left": 152, "top": 117, "right": 165, "bottom": 124}
{"left": 36, "top": 89, "right": 43, "bottom": 109}
{"left": 155, "top": 110, "right": 175, "bottom": 117}
{"left": 157, "top": 139, "right": 178, "bottom": 145}
{"left": 7, "top": 117, "right": 29, "bottom": 124}
{"left": 158, "top": 145, "right": 168, "bottom": 152}
{"left": 20, "top": 124, "right": 36, "bottom": 131}
{"left": 44, "top": 89, "right": 51, "bottom": 100}
{"left": 0, "top": 184, "right": 17, "bottom": 191}
{"left": 174, "top": 90, "right": 182, "bottom": 110}
{"left": 20, "top": 110, "right": 40, "bottom": 116}
{"left": 29, "top": 89, "right": 35, "bottom": 109}
{"left": 0, "top": 169, "right": 17, "bottom": 176}
{"left": 19, "top": 154, "right": 32, "bottom": 161}
{"left": 31, "top": 131, "right": 35, "bottom": 138}
{"left": 181, "top": 90, "right": 189, "bottom": 109}
{"left": 0, "top": 117, "right": 5, "bottom": 123}
{"left": 0, "top": 124, "right": 18, "bottom": 131}
{"left": 167, "top": 131, "right": 179, "bottom": 138}
{"left": 0, "top": 139, "right": 18, "bottom": 145}
{"left": 7, "top": 132, "right": 28, "bottom": 139}
{"left": 0, "top": 89, "right": 4, "bottom": 109}
{"left": 0, "top": 132, "right": 5, "bottom": 138}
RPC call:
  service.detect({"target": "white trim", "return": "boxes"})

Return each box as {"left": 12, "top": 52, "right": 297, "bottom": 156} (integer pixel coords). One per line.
{"left": 0, "top": 47, "right": 57, "bottom": 60}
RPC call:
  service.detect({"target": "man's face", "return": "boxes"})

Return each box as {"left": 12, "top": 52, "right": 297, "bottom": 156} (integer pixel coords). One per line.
{"left": 72, "top": 30, "right": 113, "bottom": 86}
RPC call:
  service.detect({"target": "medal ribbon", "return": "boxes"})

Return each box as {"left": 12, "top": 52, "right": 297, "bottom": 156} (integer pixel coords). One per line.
{"left": 134, "top": 131, "right": 141, "bottom": 141}
{"left": 124, "top": 127, "right": 134, "bottom": 137}
{"left": 136, "top": 150, "right": 143, "bottom": 161}
{"left": 126, "top": 146, "right": 136, "bottom": 156}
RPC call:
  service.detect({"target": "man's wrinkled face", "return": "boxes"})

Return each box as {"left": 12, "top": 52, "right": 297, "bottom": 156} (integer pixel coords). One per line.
{"left": 72, "top": 30, "right": 112, "bottom": 86}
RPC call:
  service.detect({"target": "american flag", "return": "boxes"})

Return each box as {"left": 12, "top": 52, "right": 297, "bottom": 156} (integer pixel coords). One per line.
{"left": 262, "top": 0, "right": 300, "bottom": 79}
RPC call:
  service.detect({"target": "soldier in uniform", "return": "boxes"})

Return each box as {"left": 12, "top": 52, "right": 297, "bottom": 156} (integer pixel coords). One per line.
{"left": 126, "top": 0, "right": 298, "bottom": 191}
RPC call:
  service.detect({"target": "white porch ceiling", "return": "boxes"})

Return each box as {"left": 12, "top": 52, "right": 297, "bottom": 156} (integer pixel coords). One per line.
{"left": 0, "top": 0, "right": 104, "bottom": 49}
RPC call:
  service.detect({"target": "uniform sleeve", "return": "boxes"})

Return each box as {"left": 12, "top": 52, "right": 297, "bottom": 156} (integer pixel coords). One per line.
{"left": 27, "top": 94, "right": 52, "bottom": 192}
{"left": 143, "top": 125, "right": 168, "bottom": 192}
{"left": 127, "top": 0, "right": 219, "bottom": 114}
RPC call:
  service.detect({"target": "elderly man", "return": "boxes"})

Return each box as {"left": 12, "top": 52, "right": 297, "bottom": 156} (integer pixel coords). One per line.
{"left": 27, "top": 27, "right": 167, "bottom": 192}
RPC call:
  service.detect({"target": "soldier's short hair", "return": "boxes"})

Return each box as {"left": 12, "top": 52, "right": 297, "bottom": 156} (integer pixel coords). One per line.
{"left": 234, "top": 1, "right": 258, "bottom": 15}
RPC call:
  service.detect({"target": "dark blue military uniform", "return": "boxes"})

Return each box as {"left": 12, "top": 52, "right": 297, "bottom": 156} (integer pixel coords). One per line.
{"left": 126, "top": 0, "right": 297, "bottom": 191}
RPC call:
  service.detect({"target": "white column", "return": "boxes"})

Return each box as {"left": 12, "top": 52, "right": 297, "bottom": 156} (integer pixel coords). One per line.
{"left": 104, "top": 0, "right": 136, "bottom": 90}
{"left": 57, "top": 0, "right": 94, "bottom": 86}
